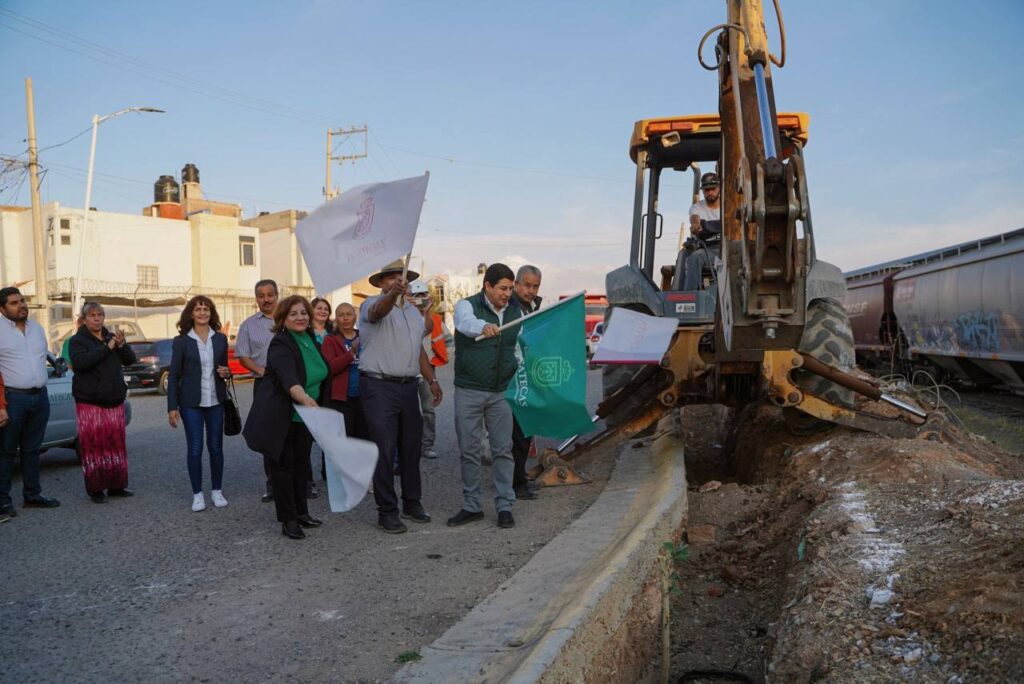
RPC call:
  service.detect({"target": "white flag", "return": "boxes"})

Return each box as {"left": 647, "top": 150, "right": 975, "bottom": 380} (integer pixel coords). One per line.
{"left": 295, "top": 406, "right": 379, "bottom": 513}
{"left": 295, "top": 172, "right": 430, "bottom": 293}
{"left": 591, "top": 307, "right": 678, "bottom": 365}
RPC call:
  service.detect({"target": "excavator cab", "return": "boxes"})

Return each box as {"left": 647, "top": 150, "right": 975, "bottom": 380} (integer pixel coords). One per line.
{"left": 607, "top": 113, "right": 810, "bottom": 325}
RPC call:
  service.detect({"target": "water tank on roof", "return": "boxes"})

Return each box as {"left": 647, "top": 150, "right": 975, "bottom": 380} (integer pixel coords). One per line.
{"left": 154, "top": 175, "right": 180, "bottom": 203}
{"left": 182, "top": 163, "right": 200, "bottom": 184}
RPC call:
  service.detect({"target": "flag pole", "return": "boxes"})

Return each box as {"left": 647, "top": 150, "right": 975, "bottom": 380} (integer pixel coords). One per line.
{"left": 395, "top": 170, "right": 429, "bottom": 302}
{"left": 473, "top": 290, "right": 586, "bottom": 341}
{"left": 392, "top": 250, "right": 414, "bottom": 303}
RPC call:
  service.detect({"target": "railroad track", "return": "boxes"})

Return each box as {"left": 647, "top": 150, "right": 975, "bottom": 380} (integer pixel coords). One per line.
{"left": 957, "top": 391, "right": 1024, "bottom": 421}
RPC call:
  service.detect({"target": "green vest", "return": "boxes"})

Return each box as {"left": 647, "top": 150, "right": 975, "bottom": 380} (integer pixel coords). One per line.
{"left": 454, "top": 291, "right": 522, "bottom": 392}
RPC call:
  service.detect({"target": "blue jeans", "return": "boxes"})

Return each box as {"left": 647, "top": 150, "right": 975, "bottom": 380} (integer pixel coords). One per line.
{"left": 0, "top": 389, "right": 50, "bottom": 505}
{"left": 180, "top": 405, "right": 224, "bottom": 494}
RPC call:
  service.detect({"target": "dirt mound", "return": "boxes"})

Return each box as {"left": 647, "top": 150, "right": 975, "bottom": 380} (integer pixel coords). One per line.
{"left": 669, "top": 402, "right": 1024, "bottom": 682}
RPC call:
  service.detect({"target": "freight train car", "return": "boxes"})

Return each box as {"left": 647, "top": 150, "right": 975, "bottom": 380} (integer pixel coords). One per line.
{"left": 844, "top": 228, "right": 1024, "bottom": 392}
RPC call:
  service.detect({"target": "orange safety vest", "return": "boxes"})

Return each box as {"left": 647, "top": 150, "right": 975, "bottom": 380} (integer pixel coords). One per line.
{"left": 429, "top": 313, "right": 448, "bottom": 367}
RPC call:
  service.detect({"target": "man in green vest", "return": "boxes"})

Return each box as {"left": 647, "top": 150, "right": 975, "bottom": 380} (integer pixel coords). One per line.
{"left": 446, "top": 263, "right": 523, "bottom": 529}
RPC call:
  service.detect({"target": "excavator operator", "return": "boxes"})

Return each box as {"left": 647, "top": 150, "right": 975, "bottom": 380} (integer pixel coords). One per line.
{"left": 681, "top": 172, "right": 722, "bottom": 290}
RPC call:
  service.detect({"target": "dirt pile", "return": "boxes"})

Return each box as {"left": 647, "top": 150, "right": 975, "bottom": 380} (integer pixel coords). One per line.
{"left": 669, "top": 402, "right": 1024, "bottom": 683}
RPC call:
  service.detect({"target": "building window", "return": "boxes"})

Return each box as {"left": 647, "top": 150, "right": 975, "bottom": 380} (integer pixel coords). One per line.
{"left": 60, "top": 218, "right": 71, "bottom": 230}
{"left": 61, "top": 235, "right": 71, "bottom": 245}
{"left": 137, "top": 265, "right": 159, "bottom": 288}
{"left": 239, "top": 236, "right": 256, "bottom": 266}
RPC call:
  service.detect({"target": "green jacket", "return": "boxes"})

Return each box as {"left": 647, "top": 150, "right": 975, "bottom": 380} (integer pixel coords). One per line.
{"left": 454, "top": 291, "right": 522, "bottom": 392}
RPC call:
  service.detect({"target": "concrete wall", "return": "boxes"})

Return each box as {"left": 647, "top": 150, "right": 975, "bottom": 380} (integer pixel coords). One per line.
{"left": 51, "top": 203, "right": 192, "bottom": 289}
{"left": 0, "top": 207, "right": 33, "bottom": 289}
{"left": 189, "top": 213, "right": 243, "bottom": 291}
{"left": 238, "top": 225, "right": 260, "bottom": 294}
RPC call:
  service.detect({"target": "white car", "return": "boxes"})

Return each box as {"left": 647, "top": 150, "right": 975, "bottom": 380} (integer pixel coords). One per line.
{"left": 42, "top": 354, "right": 131, "bottom": 458}
{"left": 586, "top": 322, "right": 604, "bottom": 359}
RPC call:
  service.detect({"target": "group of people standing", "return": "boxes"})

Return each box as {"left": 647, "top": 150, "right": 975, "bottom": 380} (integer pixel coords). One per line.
{"left": 0, "top": 260, "right": 549, "bottom": 539}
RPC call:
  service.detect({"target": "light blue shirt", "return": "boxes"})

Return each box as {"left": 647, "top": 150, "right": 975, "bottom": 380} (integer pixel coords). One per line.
{"left": 0, "top": 316, "right": 48, "bottom": 390}
{"left": 358, "top": 295, "right": 423, "bottom": 377}
{"left": 453, "top": 295, "right": 508, "bottom": 337}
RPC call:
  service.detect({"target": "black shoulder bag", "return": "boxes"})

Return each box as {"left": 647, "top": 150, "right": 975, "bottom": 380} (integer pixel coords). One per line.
{"left": 223, "top": 375, "right": 242, "bottom": 436}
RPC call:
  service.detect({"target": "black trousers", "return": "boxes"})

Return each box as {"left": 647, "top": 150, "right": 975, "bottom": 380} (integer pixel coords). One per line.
{"left": 511, "top": 416, "right": 532, "bottom": 489}
{"left": 320, "top": 397, "right": 368, "bottom": 480}
{"left": 360, "top": 376, "right": 422, "bottom": 515}
{"left": 254, "top": 378, "right": 275, "bottom": 487}
{"left": 271, "top": 421, "right": 313, "bottom": 523}
{"left": 329, "top": 397, "right": 368, "bottom": 441}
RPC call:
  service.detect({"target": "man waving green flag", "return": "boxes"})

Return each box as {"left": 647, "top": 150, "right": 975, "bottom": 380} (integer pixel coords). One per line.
{"left": 505, "top": 292, "right": 594, "bottom": 440}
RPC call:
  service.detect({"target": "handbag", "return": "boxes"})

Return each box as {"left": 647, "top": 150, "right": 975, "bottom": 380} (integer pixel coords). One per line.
{"left": 223, "top": 375, "right": 242, "bottom": 436}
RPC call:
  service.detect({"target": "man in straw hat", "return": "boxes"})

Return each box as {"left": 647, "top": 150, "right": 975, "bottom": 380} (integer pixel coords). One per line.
{"left": 358, "top": 260, "right": 443, "bottom": 534}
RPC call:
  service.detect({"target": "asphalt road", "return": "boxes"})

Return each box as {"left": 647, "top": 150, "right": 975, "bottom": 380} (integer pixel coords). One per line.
{"left": 1, "top": 365, "right": 612, "bottom": 683}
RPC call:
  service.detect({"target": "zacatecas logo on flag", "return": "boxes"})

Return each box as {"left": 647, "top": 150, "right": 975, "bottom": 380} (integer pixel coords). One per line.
{"left": 295, "top": 172, "right": 429, "bottom": 294}
{"left": 505, "top": 293, "right": 594, "bottom": 440}
{"left": 354, "top": 196, "right": 375, "bottom": 238}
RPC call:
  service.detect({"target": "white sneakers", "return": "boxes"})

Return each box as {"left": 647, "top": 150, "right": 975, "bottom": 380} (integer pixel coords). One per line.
{"left": 192, "top": 491, "right": 228, "bottom": 511}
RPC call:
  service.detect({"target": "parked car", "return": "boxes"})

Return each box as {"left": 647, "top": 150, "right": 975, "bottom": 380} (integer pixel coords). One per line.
{"left": 42, "top": 353, "right": 132, "bottom": 458}
{"left": 125, "top": 338, "right": 250, "bottom": 395}
{"left": 587, "top": 321, "right": 605, "bottom": 359}
{"left": 56, "top": 319, "right": 146, "bottom": 363}
{"left": 124, "top": 338, "right": 174, "bottom": 394}
{"left": 227, "top": 346, "right": 249, "bottom": 376}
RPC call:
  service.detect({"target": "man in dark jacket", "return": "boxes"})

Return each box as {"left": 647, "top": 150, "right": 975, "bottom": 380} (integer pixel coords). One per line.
{"left": 446, "top": 263, "right": 523, "bottom": 530}
{"left": 508, "top": 265, "right": 543, "bottom": 500}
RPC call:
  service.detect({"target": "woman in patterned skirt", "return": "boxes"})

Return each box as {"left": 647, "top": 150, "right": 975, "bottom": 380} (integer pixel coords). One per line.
{"left": 68, "top": 302, "right": 137, "bottom": 503}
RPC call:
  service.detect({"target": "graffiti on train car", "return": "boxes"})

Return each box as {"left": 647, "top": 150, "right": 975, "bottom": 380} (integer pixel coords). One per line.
{"left": 954, "top": 310, "right": 1001, "bottom": 353}
{"left": 909, "top": 320, "right": 958, "bottom": 354}
{"left": 908, "top": 309, "right": 1023, "bottom": 356}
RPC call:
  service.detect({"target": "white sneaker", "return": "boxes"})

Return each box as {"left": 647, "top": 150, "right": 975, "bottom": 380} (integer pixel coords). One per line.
{"left": 191, "top": 493, "right": 206, "bottom": 512}
{"left": 211, "top": 490, "right": 228, "bottom": 508}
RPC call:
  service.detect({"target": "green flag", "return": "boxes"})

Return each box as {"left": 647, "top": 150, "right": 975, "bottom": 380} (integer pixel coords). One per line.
{"left": 505, "top": 293, "right": 594, "bottom": 439}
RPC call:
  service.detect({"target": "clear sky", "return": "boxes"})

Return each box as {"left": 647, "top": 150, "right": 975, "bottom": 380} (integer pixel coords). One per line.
{"left": 1, "top": 0, "right": 1022, "bottom": 297}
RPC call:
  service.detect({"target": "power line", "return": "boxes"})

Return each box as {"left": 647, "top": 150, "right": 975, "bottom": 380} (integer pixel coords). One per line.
{"left": 369, "top": 139, "right": 628, "bottom": 185}
{"left": 39, "top": 159, "right": 303, "bottom": 208}
{"left": 0, "top": 9, "right": 335, "bottom": 127}
{"left": 38, "top": 125, "right": 93, "bottom": 154}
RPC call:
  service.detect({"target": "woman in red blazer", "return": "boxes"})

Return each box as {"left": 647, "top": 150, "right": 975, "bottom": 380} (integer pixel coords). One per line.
{"left": 321, "top": 302, "right": 368, "bottom": 447}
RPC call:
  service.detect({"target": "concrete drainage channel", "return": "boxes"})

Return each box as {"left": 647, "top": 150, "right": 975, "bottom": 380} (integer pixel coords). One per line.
{"left": 393, "top": 414, "right": 688, "bottom": 683}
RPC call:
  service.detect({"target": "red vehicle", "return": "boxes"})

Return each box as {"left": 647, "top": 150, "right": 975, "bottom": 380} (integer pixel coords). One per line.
{"left": 227, "top": 346, "right": 250, "bottom": 377}
{"left": 560, "top": 293, "right": 608, "bottom": 342}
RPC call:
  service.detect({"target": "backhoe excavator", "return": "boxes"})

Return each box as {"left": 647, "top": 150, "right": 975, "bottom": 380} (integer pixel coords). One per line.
{"left": 530, "top": 0, "right": 930, "bottom": 486}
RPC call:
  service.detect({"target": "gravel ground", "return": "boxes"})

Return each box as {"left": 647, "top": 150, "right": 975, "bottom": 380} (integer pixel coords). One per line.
{"left": 0, "top": 365, "right": 612, "bottom": 683}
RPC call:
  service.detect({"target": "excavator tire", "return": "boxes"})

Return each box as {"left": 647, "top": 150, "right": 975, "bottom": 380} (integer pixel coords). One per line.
{"left": 784, "top": 297, "right": 856, "bottom": 435}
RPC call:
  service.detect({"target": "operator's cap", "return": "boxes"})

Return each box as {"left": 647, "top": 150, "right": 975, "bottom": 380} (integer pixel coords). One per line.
{"left": 408, "top": 280, "right": 429, "bottom": 296}
{"left": 700, "top": 172, "right": 719, "bottom": 189}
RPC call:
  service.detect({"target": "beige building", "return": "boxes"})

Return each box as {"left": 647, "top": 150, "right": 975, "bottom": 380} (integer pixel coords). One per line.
{"left": 0, "top": 200, "right": 265, "bottom": 344}
{"left": 2, "top": 163, "right": 375, "bottom": 348}
{"left": 242, "top": 209, "right": 353, "bottom": 314}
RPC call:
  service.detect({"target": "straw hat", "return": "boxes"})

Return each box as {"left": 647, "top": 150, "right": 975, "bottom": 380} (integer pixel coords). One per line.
{"left": 369, "top": 259, "right": 419, "bottom": 288}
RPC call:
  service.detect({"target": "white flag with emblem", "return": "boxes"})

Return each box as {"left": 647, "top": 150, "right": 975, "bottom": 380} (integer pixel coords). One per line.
{"left": 591, "top": 306, "right": 679, "bottom": 365}
{"left": 295, "top": 172, "right": 429, "bottom": 293}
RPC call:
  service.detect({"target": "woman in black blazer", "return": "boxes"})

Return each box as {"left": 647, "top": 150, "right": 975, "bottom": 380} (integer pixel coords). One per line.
{"left": 167, "top": 295, "right": 232, "bottom": 513}
{"left": 243, "top": 295, "right": 330, "bottom": 539}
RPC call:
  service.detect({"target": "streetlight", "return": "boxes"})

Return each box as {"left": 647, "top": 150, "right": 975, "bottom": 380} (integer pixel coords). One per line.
{"left": 72, "top": 106, "right": 165, "bottom": 315}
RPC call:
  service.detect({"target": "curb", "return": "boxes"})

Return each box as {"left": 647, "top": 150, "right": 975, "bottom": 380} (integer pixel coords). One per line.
{"left": 393, "top": 415, "right": 688, "bottom": 683}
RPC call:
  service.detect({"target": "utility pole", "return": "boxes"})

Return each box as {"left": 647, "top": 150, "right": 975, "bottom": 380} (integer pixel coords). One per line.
{"left": 25, "top": 77, "right": 52, "bottom": 349}
{"left": 324, "top": 125, "right": 368, "bottom": 201}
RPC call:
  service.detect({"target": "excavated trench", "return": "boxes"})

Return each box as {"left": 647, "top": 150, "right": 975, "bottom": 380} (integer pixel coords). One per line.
{"left": 662, "top": 397, "right": 1024, "bottom": 683}
{"left": 666, "top": 403, "right": 820, "bottom": 683}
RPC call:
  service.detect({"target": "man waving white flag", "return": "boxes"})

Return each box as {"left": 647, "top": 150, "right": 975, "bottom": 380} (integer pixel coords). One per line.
{"left": 295, "top": 172, "right": 429, "bottom": 294}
